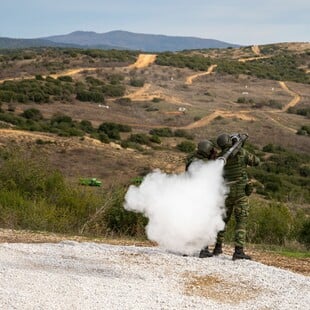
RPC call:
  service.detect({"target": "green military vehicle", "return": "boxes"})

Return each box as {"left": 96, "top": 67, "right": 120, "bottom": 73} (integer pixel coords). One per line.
{"left": 79, "top": 178, "right": 102, "bottom": 187}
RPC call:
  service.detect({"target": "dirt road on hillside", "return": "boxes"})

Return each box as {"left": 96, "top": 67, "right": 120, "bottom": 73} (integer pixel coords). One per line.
{"left": 127, "top": 54, "right": 157, "bottom": 69}
{"left": 251, "top": 45, "right": 261, "bottom": 55}
{"left": 125, "top": 83, "right": 189, "bottom": 105}
{"left": 278, "top": 81, "right": 301, "bottom": 111}
{"left": 0, "top": 54, "right": 157, "bottom": 84}
{"left": 0, "top": 52, "right": 302, "bottom": 133}
{"left": 180, "top": 110, "right": 255, "bottom": 130}
{"left": 238, "top": 45, "right": 271, "bottom": 62}
{"left": 0, "top": 128, "right": 115, "bottom": 151}
{"left": 185, "top": 64, "right": 217, "bottom": 85}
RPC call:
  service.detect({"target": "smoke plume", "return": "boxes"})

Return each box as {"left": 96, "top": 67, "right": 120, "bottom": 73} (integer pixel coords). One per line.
{"left": 124, "top": 160, "right": 227, "bottom": 255}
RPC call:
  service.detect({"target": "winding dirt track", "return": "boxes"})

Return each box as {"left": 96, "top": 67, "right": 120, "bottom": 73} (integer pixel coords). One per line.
{"left": 183, "top": 45, "right": 301, "bottom": 132}
{"left": 0, "top": 68, "right": 99, "bottom": 84}
{"left": 180, "top": 110, "right": 255, "bottom": 130}
{"left": 251, "top": 45, "right": 261, "bottom": 56}
{"left": 278, "top": 81, "right": 301, "bottom": 111}
{"left": 185, "top": 64, "right": 217, "bottom": 85}
{"left": 0, "top": 50, "right": 302, "bottom": 132}
{"left": 125, "top": 82, "right": 189, "bottom": 105}
{"left": 127, "top": 54, "right": 157, "bottom": 69}
{"left": 238, "top": 45, "right": 271, "bottom": 63}
{"left": 0, "top": 54, "right": 157, "bottom": 84}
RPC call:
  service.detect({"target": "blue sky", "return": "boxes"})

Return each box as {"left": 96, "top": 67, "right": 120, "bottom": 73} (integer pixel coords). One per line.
{"left": 0, "top": 0, "right": 309, "bottom": 45}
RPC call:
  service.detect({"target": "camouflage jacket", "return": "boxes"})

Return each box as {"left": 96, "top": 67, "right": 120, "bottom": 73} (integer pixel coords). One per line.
{"left": 221, "top": 147, "right": 260, "bottom": 188}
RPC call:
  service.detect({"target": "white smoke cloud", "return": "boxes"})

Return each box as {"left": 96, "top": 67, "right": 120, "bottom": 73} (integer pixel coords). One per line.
{"left": 124, "top": 160, "right": 228, "bottom": 255}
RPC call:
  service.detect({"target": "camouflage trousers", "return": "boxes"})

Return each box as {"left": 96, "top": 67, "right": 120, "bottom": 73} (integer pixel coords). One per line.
{"left": 216, "top": 188, "right": 249, "bottom": 247}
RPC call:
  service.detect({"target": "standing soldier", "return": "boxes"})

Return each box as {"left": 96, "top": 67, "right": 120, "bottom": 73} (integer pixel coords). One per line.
{"left": 213, "top": 133, "right": 260, "bottom": 260}
{"left": 185, "top": 139, "right": 218, "bottom": 258}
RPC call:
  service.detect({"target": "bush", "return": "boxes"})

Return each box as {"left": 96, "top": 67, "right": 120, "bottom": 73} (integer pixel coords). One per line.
{"left": 0, "top": 148, "right": 102, "bottom": 232}
{"left": 21, "top": 108, "right": 43, "bottom": 121}
{"left": 76, "top": 90, "right": 105, "bottom": 103}
{"left": 174, "top": 129, "right": 194, "bottom": 140}
{"left": 297, "top": 125, "right": 310, "bottom": 136}
{"left": 129, "top": 78, "right": 145, "bottom": 87}
{"left": 120, "top": 140, "right": 144, "bottom": 151}
{"left": 149, "top": 127, "right": 173, "bottom": 137}
{"left": 128, "top": 133, "right": 151, "bottom": 145}
{"left": 177, "top": 140, "right": 196, "bottom": 153}
{"left": 102, "top": 84, "right": 125, "bottom": 97}
{"left": 149, "top": 135, "right": 161, "bottom": 144}
{"left": 298, "top": 219, "right": 310, "bottom": 249}
{"left": 79, "top": 120, "right": 94, "bottom": 133}
{"left": 102, "top": 186, "right": 147, "bottom": 236}
{"left": 57, "top": 76, "right": 73, "bottom": 82}
{"left": 98, "top": 122, "right": 131, "bottom": 140}
{"left": 225, "top": 201, "right": 294, "bottom": 246}
{"left": 98, "top": 133, "right": 110, "bottom": 143}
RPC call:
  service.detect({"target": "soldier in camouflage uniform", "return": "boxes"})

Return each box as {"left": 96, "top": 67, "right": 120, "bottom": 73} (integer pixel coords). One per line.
{"left": 185, "top": 140, "right": 217, "bottom": 170}
{"left": 185, "top": 140, "right": 218, "bottom": 258}
{"left": 213, "top": 133, "right": 260, "bottom": 260}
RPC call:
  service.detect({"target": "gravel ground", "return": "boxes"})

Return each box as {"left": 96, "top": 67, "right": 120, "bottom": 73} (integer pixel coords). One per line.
{"left": 0, "top": 241, "right": 309, "bottom": 310}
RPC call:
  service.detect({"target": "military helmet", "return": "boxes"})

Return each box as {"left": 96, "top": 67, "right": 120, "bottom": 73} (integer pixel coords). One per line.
{"left": 197, "top": 140, "right": 214, "bottom": 156}
{"left": 216, "top": 133, "right": 231, "bottom": 149}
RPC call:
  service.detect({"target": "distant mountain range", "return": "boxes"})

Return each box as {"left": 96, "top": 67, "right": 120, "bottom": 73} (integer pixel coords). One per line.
{"left": 0, "top": 30, "right": 240, "bottom": 51}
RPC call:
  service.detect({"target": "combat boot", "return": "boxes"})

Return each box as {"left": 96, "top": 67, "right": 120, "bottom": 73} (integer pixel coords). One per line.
{"left": 212, "top": 243, "right": 223, "bottom": 256}
{"left": 199, "top": 246, "right": 213, "bottom": 258}
{"left": 232, "top": 246, "right": 251, "bottom": 260}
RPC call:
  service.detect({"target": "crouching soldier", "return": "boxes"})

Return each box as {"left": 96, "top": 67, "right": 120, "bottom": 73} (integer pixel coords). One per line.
{"left": 185, "top": 139, "right": 218, "bottom": 258}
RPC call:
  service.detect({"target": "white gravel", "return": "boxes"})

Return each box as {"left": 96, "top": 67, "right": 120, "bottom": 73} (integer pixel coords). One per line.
{"left": 0, "top": 241, "right": 309, "bottom": 309}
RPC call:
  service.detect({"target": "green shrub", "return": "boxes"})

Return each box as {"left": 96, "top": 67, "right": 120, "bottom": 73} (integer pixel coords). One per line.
{"left": 177, "top": 140, "right": 196, "bottom": 153}
{"left": 0, "top": 90, "right": 15, "bottom": 102}
{"left": 79, "top": 120, "right": 94, "bottom": 133}
{"left": 249, "top": 202, "right": 293, "bottom": 245}
{"left": 225, "top": 201, "right": 295, "bottom": 246}
{"left": 297, "top": 125, "right": 310, "bottom": 136}
{"left": 174, "top": 129, "right": 194, "bottom": 140}
{"left": 21, "top": 108, "right": 43, "bottom": 121}
{"left": 297, "top": 219, "right": 310, "bottom": 249}
{"left": 0, "top": 148, "right": 102, "bottom": 233}
{"left": 149, "top": 135, "right": 161, "bottom": 144}
{"left": 129, "top": 78, "right": 145, "bottom": 87}
{"left": 102, "top": 186, "right": 147, "bottom": 236}
{"left": 76, "top": 90, "right": 105, "bottom": 103}
{"left": 128, "top": 133, "right": 151, "bottom": 145}
{"left": 149, "top": 127, "right": 173, "bottom": 137}
{"left": 98, "top": 122, "right": 131, "bottom": 140}
{"left": 98, "top": 132, "right": 110, "bottom": 143}
{"left": 57, "top": 75, "right": 73, "bottom": 82}
{"left": 120, "top": 140, "right": 144, "bottom": 151}
{"left": 102, "top": 84, "right": 125, "bottom": 97}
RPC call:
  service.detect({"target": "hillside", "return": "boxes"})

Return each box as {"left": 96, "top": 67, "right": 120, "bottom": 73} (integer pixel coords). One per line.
{"left": 0, "top": 44, "right": 309, "bottom": 178}
{"left": 0, "top": 30, "right": 239, "bottom": 51}
{"left": 44, "top": 30, "right": 240, "bottom": 51}
{"left": 0, "top": 37, "right": 80, "bottom": 49}
{"left": 0, "top": 43, "right": 309, "bottom": 250}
